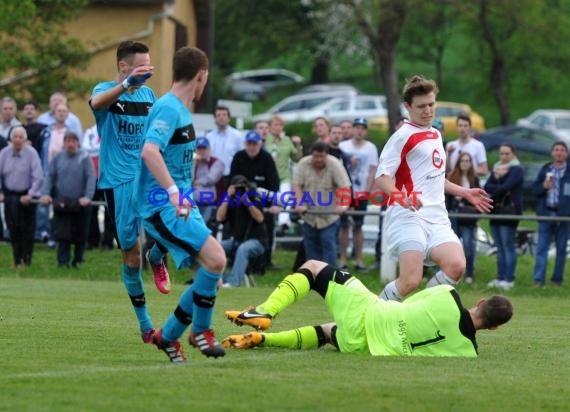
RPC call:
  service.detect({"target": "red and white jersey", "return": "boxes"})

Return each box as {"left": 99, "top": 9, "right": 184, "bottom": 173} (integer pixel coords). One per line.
{"left": 376, "top": 121, "right": 448, "bottom": 224}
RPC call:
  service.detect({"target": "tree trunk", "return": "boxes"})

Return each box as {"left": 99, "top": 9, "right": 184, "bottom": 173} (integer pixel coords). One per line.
{"left": 377, "top": 47, "right": 401, "bottom": 135}
{"left": 490, "top": 58, "right": 510, "bottom": 125}
{"left": 310, "top": 58, "right": 329, "bottom": 84}
{"left": 479, "top": 0, "right": 511, "bottom": 125}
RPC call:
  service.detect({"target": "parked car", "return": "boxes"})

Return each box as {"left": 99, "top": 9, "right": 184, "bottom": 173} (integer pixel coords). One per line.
{"left": 477, "top": 125, "right": 558, "bottom": 156}
{"left": 516, "top": 109, "right": 570, "bottom": 144}
{"left": 253, "top": 93, "right": 384, "bottom": 123}
{"left": 295, "top": 83, "right": 360, "bottom": 95}
{"left": 435, "top": 101, "right": 486, "bottom": 133}
{"left": 252, "top": 90, "right": 358, "bottom": 122}
{"left": 368, "top": 101, "right": 485, "bottom": 135}
{"left": 225, "top": 68, "right": 305, "bottom": 101}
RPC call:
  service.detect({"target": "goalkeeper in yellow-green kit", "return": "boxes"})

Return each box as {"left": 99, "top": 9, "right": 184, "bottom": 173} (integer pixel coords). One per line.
{"left": 223, "top": 260, "right": 513, "bottom": 357}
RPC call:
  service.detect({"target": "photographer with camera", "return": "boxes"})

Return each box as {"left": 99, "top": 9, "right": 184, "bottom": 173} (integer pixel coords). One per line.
{"left": 230, "top": 130, "right": 280, "bottom": 271}
{"left": 216, "top": 175, "right": 268, "bottom": 288}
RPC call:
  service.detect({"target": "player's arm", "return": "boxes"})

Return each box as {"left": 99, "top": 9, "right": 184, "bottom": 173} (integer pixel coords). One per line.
{"left": 90, "top": 65, "right": 154, "bottom": 110}
{"left": 90, "top": 84, "right": 130, "bottom": 110}
{"left": 141, "top": 142, "right": 191, "bottom": 216}
{"left": 444, "top": 179, "right": 492, "bottom": 213}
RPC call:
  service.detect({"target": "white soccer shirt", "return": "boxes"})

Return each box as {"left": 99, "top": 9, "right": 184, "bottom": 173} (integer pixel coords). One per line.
{"left": 375, "top": 121, "right": 448, "bottom": 224}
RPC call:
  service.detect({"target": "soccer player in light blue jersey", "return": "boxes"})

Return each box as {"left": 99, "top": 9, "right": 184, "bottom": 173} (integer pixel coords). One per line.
{"left": 89, "top": 41, "right": 170, "bottom": 346}
{"left": 135, "top": 46, "right": 227, "bottom": 362}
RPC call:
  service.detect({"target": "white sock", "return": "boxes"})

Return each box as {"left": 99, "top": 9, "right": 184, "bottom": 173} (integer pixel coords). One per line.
{"left": 379, "top": 280, "right": 403, "bottom": 302}
{"left": 426, "top": 270, "right": 458, "bottom": 288}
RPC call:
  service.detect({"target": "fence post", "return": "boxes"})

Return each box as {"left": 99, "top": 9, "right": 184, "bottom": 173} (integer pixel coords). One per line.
{"left": 380, "top": 221, "right": 396, "bottom": 283}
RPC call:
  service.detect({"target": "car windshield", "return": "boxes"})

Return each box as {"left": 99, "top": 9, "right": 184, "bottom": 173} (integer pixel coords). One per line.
{"left": 555, "top": 117, "right": 570, "bottom": 129}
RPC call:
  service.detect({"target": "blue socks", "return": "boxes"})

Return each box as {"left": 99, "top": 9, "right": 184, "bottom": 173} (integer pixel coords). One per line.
{"left": 191, "top": 267, "right": 220, "bottom": 334}
{"left": 162, "top": 267, "right": 221, "bottom": 341}
{"left": 147, "top": 243, "right": 165, "bottom": 265}
{"left": 121, "top": 264, "right": 153, "bottom": 333}
{"left": 162, "top": 286, "right": 194, "bottom": 342}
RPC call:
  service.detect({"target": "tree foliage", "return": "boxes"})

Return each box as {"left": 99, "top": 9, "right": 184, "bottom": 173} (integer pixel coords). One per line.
{"left": 0, "top": 0, "right": 90, "bottom": 106}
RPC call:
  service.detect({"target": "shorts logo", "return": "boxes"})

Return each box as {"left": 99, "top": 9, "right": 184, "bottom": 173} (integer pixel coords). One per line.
{"left": 432, "top": 149, "right": 443, "bottom": 169}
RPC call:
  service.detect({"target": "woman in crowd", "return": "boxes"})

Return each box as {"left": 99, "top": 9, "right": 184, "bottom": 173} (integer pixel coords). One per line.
{"left": 446, "top": 152, "right": 480, "bottom": 284}
{"left": 484, "top": 143, "right": 524, "bottom": 290}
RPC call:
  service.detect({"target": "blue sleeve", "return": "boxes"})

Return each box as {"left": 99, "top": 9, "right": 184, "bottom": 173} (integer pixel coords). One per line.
{"left": 145, "top": 105, "right": 179, "bottom": 152}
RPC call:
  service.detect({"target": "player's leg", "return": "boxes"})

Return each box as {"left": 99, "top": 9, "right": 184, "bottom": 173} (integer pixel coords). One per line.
{"left": 380, "top": 249, "right": 424, "bottom": 301}
{"left": 426, "top": 224, "right": 465, "bottom": 288}
{"left": 223, "top": 322, "right": 335, "bottom": 350}
{"left": 145, "top": 235, "right": 171, "bottom": 294}
{"left": 188, "top": 235, "right": 226, "bottom": 357}
{"left": 122, "top": 242, "right": 155, "bottom": 342}
{"left": 379, "top": 219, "right": 426, "bottom": 301}
{"left": 224, "top": 260, "right": 326, "bottom": 330}
{"left": 104, "top": 187, "right": 154, "bottom": 342}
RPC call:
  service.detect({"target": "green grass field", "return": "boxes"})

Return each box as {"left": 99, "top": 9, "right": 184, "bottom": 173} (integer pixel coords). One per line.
{"left": 1, "top": 244, "right": 569, "bottom": 411}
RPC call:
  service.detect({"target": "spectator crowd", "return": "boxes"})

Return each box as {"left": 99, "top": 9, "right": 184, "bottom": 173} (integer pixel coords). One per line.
{"left": 0, "top": 93, "right": 568, "bottom": 291}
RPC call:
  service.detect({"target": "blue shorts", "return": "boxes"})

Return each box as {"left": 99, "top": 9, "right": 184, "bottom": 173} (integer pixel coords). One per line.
{"left": 103, "top": 181, "right": 141, "bottom": 251}
{"left": 143, "top": 206, "right": 211, "bottom": 269}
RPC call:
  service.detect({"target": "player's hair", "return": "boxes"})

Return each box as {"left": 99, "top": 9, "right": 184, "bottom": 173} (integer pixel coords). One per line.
{"left": 479, "top": 295, "right": 513, "bottom": 328}
{"left": 402, "top": 75, "right": 439, "bottom": 104}
{"left": 172, "top": 46, "right": 208, "bottom": 82}
{"left": 456, "top": 114, "right": 472, "bottom": 126}
{"left": 116, "top": 41, "right": 149, "bottom": 63}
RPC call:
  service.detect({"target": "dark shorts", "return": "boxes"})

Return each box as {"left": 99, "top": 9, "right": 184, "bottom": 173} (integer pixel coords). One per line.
{"left": 340, "top": 199, "right": 368, "bottom": 228}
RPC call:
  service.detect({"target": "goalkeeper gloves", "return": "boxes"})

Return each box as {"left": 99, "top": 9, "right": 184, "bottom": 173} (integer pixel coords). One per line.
{"left": 121, "top": 72, "right": 152, "bottom": 91}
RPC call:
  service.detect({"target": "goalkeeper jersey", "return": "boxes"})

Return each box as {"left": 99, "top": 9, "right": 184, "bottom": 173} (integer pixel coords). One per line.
{"left": 365, "top": 285, "right": 478, "bottom": 357}
{"left": 91, "top": 81, "right": 156, "bottom": 189}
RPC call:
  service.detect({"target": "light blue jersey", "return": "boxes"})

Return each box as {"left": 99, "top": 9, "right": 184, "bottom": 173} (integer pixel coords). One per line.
{"left": 91, "top": 81, "right": 156, "bottom": 189}
{"left": 135, "top": 92, "right": 196, "bottom": 219}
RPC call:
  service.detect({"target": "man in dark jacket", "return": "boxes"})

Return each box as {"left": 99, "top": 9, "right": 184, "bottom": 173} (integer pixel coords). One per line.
{"left": 217, "top": 175, "right": 268, "bottom": 287}
{"left": 532, "top": 141, "right": 570, "bottom": 287}
{"left": 230, "top": 130, "right": 280, "bottom": 271}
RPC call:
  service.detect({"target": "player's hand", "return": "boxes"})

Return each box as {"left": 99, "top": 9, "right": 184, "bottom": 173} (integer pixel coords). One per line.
{"left": 465, "top": 188, "right": 493, "bottom": 213}
{"left": 123, "top": 65, "right": 154, "bottom": 92}
{"left": 169, "top": 192, "right": 193, "bottom": 221}
{"left": 402, "top": 195, "right": 422, "bottom": 212}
